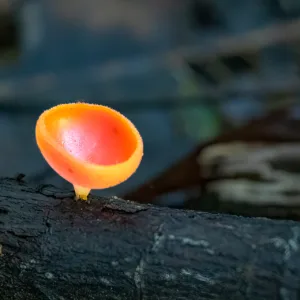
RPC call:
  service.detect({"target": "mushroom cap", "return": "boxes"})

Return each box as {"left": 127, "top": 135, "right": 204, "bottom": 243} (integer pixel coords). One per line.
{"left": 35, "top": 102, "right": 143, "bottom": 189}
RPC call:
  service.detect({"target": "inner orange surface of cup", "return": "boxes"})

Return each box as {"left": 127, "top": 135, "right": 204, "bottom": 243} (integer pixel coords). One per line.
{"left": 35, "top": 102, "right": 143, "bottom": 190}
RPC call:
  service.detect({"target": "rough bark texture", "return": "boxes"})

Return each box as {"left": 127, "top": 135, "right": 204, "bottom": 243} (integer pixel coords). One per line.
{"left": 1, "top": 176, "right": 300, "bottom": 300}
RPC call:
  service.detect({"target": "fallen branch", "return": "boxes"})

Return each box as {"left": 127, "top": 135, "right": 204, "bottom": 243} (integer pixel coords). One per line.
{"left": 0, "top": 177, "right": 300, "bottom": 299}
{"left": 123, "top": 108, "right": 295, "bottom": 203}
{"left": 199, "top": 142, "right": 300, "bottom": 205}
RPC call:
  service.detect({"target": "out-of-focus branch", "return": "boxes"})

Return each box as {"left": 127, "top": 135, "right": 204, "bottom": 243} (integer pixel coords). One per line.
{"left": 2, "top": 18, "right": 300, "bottom": 105}
{"left": 172, "top": 18, "right": 300, "bottom": 62}
{"left": 123, "top": 107, "right": 298, "bottom": 203}
{"left": 85, "top": 18, "right": 300, "bottom": 80}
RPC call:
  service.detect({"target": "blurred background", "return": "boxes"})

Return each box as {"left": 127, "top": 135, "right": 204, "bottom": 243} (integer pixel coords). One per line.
{"left": 2, "top": 0, "right": 300, "bottom": 219}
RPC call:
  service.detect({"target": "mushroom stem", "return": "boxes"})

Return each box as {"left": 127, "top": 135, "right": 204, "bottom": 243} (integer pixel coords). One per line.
{"left": 73, "top": 185, "right": 91, "bottom": 201}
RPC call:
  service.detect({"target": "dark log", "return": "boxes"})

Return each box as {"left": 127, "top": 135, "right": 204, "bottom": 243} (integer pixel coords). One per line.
{"left": 1, "top": 177, "right": 300, "bottom": 299}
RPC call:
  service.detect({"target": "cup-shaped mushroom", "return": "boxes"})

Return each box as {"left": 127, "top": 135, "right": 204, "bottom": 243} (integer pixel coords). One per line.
{"left": 35, "top": 102, "right": 143, "bottom": 200}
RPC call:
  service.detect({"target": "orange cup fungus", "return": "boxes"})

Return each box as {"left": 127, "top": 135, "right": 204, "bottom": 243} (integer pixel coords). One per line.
{"left": 35, "top": 102, "right": 143, "bottom": 201}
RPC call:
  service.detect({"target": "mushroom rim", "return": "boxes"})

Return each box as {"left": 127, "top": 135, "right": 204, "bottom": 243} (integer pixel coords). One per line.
{"left": 35, "top": 102, "right": 144, "bottom": 174}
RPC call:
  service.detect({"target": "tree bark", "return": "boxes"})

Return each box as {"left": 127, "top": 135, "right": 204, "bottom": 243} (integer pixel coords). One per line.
{"left": 1, "top": 176, "right": 300, "bottom": 300}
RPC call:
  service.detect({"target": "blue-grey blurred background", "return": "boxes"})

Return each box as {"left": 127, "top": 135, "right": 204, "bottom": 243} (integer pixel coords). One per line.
{"left": 1, "top": 0, "right": 300, "bottom": 200}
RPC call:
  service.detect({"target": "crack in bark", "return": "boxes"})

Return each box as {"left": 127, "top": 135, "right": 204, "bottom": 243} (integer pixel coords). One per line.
{"left": 134, "top": 223, "right": 165, "bottom": 300}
